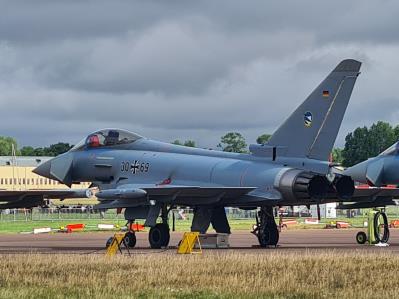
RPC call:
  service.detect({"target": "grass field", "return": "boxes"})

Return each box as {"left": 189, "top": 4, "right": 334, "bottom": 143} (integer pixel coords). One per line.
{"left": 0, "top": 251, "right": 398, "bottom": 298}
{"left": 0, "top": 217, "right": 373, "bottom": 234}
{"left": 0, "top": 218, "right": 257, "bottom": 233}
{"left": 2, "top": 205, "right": 399, "bottom": 234}
{"left": 0, "top": 215, "right": 378, "bottom": 233}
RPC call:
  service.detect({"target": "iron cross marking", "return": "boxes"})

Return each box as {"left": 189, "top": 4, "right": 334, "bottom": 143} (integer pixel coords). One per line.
{"left": 131, "top": 160, "right": 140, "bottom": 174}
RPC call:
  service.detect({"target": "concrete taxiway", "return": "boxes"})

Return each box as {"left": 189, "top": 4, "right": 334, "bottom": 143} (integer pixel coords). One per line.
{"left": 1, "top": 229, "right": 399, "bottom": 254}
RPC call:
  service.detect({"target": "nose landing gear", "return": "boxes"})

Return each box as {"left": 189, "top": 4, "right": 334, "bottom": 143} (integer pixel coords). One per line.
{"left": 124, "top": 231, "right": 137, "bottom": 248}
{"left": 252, "top": 206, "right": 279, "bottom": 247}
{"left": 105, "top": 222, "right": 137, "bottom": 249}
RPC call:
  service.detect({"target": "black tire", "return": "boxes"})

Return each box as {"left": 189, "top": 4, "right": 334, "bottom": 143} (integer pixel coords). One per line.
{"left": 374, "top": 211, "right": 390, "bottom": 243}
{"left": 270, "top": 226, "right": 279, "bottom": 245}
{"left": 258, "top": 226, "right": 279, "bottom": 247}
{"left": 124, "top": 232, "right": 137, "bottom": 248}
{"left": 149, "top": 223, "right": 170, "bottom": 249}
{"left": 356, "top": 231, "right": 367, "bottom": 244}
{"left": 105, "top": 237, "right": 114, "bottom": 248}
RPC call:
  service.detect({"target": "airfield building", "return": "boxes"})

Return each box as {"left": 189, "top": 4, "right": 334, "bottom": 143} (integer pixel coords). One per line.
{"left": 0, "top": 156, "right": 90, "bottom": 190}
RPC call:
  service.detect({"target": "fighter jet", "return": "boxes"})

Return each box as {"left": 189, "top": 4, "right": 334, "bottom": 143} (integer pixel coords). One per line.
{"left": 344, "top": 142, "right": 399, "bottom": 187}
{"left": 34, "top": 59, "right": 365, "bottom": 248}
{"left": 0, "top": 189, "right": 92, "bottom": 209}
{"left": 337, "top": 142, "right": 399, "bottom": 209}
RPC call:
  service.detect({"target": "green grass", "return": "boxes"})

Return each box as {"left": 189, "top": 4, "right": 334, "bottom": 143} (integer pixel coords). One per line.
{"left": 0, "top": 216, "right": 378, "bottom": 233}
{"left": 0, "top": 218, "right": 257, "bottom": 233}
{"left": 0, "top": 219, "right": 124, "bottom": 233}
{"left": 2, "top": 206, "right": 399, "bottom": 234}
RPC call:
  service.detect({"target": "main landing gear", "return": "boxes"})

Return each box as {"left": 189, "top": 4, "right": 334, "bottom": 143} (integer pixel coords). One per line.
{"left": 149, "top": 223, "right": 170, "bottom": 249}
{"left": 252, "top": 206, "right": 279, "bottom": 247}
{"left": 149, "top": 204, "right": 170, "bottom": 249}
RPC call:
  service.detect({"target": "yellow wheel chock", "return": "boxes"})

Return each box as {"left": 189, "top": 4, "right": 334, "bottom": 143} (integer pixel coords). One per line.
{"left": 177, "top": 232, "right": 202, "bottom": 254}
{"left": 106, "top": 232, "right": 130, "bottom": 256}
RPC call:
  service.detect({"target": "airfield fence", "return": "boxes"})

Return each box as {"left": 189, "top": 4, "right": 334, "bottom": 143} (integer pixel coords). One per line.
{"left": 0, "top": 207, "right": 259, "bottom": 222}
{"left": 3, "top": 207, "right": 397, "bottom": 223}
{"left": 0, "top": 207, "right": 125, "bottom": 222}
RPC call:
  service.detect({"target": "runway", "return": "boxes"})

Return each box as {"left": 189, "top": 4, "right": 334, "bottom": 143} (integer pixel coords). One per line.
{"left": 1, "top": 228, "right": 399, "bottom": 254}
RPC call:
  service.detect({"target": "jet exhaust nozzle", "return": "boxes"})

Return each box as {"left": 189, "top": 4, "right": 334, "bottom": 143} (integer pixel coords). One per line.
{"left": 307, "top": 175, "right": 330, "bottom": 199}
{"left": 332, "top": 175, "right": 355, "bottom": 200}
{"left": 276, "top": 169, "right": 330, "bottom": 202}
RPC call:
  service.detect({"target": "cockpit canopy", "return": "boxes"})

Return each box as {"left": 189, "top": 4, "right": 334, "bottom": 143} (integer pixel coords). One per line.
{"left": 70, "top": 129, "right": 142, "bottom": 151}
{"left": 379, "top": 142, "right": 399, "bottom": 156}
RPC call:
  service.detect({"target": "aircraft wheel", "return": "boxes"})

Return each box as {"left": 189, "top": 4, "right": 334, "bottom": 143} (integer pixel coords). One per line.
{"left": 258, "top": 229, "right": 270, "bottom": 247}
{"left": 269, "top": 226, "right": 279, "bottom": 245}
{"left": 149, "top": 223, "right": 170, "bottom": 249}
{"left": 356, "top": 231, "right": 367, "bottom": 244}
{"left": 124, "top": 231, "right": 137, "bottom": 248}
{"left": 105, "top": 237, "right": 114, "bottom": 248}
{"left": 258, "top": 226, "right": 279, "bottom": 247}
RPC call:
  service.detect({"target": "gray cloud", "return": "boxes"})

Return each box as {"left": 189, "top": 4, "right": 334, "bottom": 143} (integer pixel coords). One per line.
{"left": 0, "top": 1, "right": 398, "bottom": 150}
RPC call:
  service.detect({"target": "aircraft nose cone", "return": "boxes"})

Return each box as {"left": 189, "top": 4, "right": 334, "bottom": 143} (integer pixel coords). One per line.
{"left": 33, "top": 159, "right": 52, "bottom": 178}
{"left": 343, "top": 160, "right": 369, "bottom": 184}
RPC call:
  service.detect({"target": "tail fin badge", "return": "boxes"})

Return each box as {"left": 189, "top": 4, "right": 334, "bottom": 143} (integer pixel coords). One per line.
{"left": 304, "top": 111, "right": 313, "bottom": 127}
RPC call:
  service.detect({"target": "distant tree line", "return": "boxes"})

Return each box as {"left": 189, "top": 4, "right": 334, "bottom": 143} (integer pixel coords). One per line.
{"left": 20, "top": 143, "right": 73, "bottom": 157}
{"left": 340, "top": 121, "right": 399, "bottom": 166}
{"left": 0, "top": 138, "right": 73, "bottom": 157}
{"left": 172, "top": 132, "right": 271, "bottom": 153}
{"left": 170, "top": 122, "right": 399, "bottom": 167}
{"left": 0, "top": 121, "right": 398, "bottom": 165}
{"left": 0, "top": 137, "right": 18, "bottom": 156}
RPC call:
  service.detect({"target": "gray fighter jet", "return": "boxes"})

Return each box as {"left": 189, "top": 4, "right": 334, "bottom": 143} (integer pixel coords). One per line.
{"left": 34, "top": 59, "right": 367, "bottom": 248}
{"left": 0, "top": 189, "right": 92, "bottom": 209}
{"left": 344, "top": 142, "right": 399, "bottom": 187}
{"left": 336, "top": 142, "right": 399, "bottom": 209}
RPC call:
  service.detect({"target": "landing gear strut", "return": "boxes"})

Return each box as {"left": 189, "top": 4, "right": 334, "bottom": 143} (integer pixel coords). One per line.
{"left": 252, "top": 206, "right": 279, "bottom": 247}
{"left": 148, "top": 205, "right": 170, "bottom": 249}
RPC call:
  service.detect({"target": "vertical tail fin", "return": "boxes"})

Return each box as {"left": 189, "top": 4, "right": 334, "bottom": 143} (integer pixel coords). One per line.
{"left": 267, "top": 59, "right": 361, "bottom": 160}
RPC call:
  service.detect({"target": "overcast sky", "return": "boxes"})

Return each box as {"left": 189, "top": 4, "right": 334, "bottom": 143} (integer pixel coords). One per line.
{"left": 1, "top": 0, "right": 398, "bottom": 149}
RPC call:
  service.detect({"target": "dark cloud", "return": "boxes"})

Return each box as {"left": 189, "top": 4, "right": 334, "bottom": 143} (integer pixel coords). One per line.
{"left": 0, "top": 1, "right": 398, "bottom": 149}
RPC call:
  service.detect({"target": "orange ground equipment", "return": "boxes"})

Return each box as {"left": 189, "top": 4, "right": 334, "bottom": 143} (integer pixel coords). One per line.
{"left": 65, "top": 223, "right": 85, "bottom": 233}
{"left": 128, "top": 223, "right": 144, "bottom": 232}
{"left": 336, "top": 221, "right": 350, "bottom": 229}
{"left": 389, "top": 220, "right": 399, "bottom": 228}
